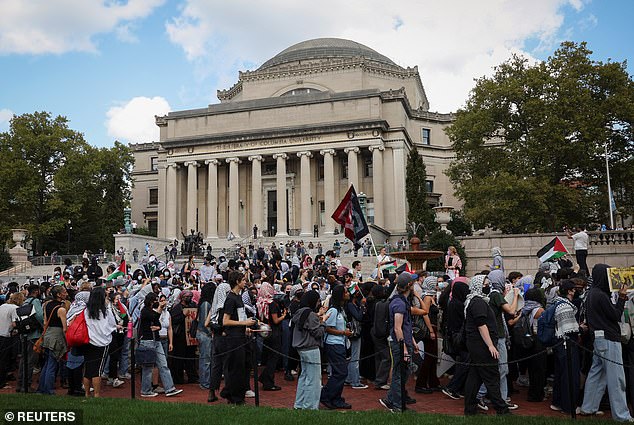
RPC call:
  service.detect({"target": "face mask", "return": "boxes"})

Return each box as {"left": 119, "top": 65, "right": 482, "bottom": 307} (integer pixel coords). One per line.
{"left": 438, "top": 281, "right": 449, "bottom": 289}
{"left": 482, "top": 286, "right": 491, "bottom": 295}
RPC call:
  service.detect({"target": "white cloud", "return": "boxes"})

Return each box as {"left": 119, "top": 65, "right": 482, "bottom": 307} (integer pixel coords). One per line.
{"left": 0, "top": 108, "right": 14, "bottom": 131}
{"left": 165, "top": 0, "right": 586, "bottom": 112}
{"left": 0, "top": 0, "right": 165, "bottom": 54}
{"left": 106, "top": 96, "right": 171, "bottom": 143}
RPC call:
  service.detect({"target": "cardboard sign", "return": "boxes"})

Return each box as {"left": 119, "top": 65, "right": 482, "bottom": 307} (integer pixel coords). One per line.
{"left": 608, "top": 267, "right": 634, "bottom": 292}
{"left": 184, "top": 307, "right": 199, "bottom": 346}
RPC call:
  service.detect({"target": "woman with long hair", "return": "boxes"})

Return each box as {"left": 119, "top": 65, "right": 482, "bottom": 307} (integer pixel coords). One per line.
{"left": 37, "top": 285, "right": 68, "bottom": 395}
{"left": 320, "top": 284, "right": 353, "bottom": 409}
{"left": 106, "top": 291, "right": 128, "bottom": 389}
{"left": 291, "top": 290, "right": 328, "bottom": 409}
{"left": 83, "top": 286, "right": 116, "bottom": 397}
{"left": 197, "top": 282, "right": 215, "bottom": 390}
{"left": 138, "top": 292, "right": 182, "bottom": 398}
{"left": 445, "top": 246, "right": 462, "bottom": 280}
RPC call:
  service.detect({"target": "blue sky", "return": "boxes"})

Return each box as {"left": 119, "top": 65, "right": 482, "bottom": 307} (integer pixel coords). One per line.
{"left": 0, "top": 0, "right": 632, "bottom": 147}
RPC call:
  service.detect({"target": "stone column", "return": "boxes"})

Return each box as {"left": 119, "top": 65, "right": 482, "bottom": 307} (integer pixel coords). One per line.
{"left": 344, "top": 146, "right": 360, "bottom": 190}
{"left": 184, "top": 161, "right": 199, "bottom": 233}
{"left": 205, "top": 159, "right": 219, "bottom": 239}
{"left": 392, "top": 147, "right": 407, "bottom": 233}
{"left": 248, "top": 155, "right": 263, "bottom": 237}
{"left": 297, "top": 151, "right": 313, "bottom": 237}
{"left": 165, "top": 163, "right": 179, "bottom": 240}
{"left": 226, "top": 157, "right": 241, "bottom": 238}
{"left": 369, "top": 145, "right": 385, "bottom": 228}
{"left": 320, "top": 149, "right": 336, "bottom": 235}
{"left": 272, "top": 153, "right": 288, "bottom": 237}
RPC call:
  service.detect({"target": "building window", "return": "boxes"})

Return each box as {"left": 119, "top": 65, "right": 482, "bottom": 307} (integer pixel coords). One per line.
{"left": 149, "top": 188, "right": 158, "bottom": 205}
{"left": 150, "top": 157, "right": 158, "bottom": 171}
{"left": 364, "top": 158, "right": 373, "bottom": 177}
{"left": 264, "top": 163, "right": 276, "bottom": 175}
{"left": 422, "top": 128, "right": 431, "bottom": 145}
{"left": 425, "top": 180, "right": 434, "bottom": 193}
{"left": 280, "top": 87, "right": 322, "bottom": 97}
{"left": 341, "top": 159, "right": 348, "bottom": 179}
{"left": 319, "top": 201, "right": 325, "bottom": 226}
{"left": 367, "top": 197, "right": 375, "bottom": 224}
{"left": 318, "top": 161, "right": 324, "bottom": 180}
{"left": 147, "top": 220, "right": 158, "bottom": 237}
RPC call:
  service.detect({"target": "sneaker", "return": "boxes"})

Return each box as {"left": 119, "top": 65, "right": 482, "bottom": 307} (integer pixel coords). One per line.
{"left": 380, "top": 384, "right": 390, "bottom": 390}
{"left": 351, "top": 383, "right": 368, "bottom": 389}
{"left": 477, "top": 399, "right": 489, "bottom": 411}
{"left": 165, "top": 388, "right": 183, "bottom": 397}
{"left": 33, "top": 367, "right": 41, "bottom": 374}
{"left": 106, "top": 378, "right": 114, "bottom": 386}
{"left": 442, "top": 388, "right": 460, "bottom": 400}
{"left": 506, "top": 402, "right": 519, "bottom": 410}
{"left": 576, "top": 407, "right": 604, "bottom": 416}
{"left": 550, "top": 405, "right": 562, "bottom": 412}
{"left": 245, "top": 390, "right": 255, "bottom": 398}
{"left": 404, "top": 395, "right": 417, "bottom": 405}
{"left": 112, "top": 378, "right": 125, "bottom": 388}
{"left": 154, "top": 386, "right": 165, "bottom": 394}
{"left": 290, "top": 370, "right": 298, "bottom": 375}
{"left": 118, "top": 373, "right": 131, "bottom": 380}
{"left": 141, "top": 392, "right": 158, "bottom": 398}
{"left": 379, "top": 398, "right": 401, "bottom": 413}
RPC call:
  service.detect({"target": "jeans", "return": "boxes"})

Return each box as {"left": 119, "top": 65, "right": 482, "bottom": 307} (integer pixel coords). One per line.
{"left": 37, "top": 349, "right": 59, "bottom": 395}
{"left": 140, "top": 340, "right": 175, "bottom": 395}
{"left": 478, "top": 338, "right": 508, "bottom": 401}
{"left": 346, "top": 338, "right": 361, "bottom": 385}
{"left": 387, "top": 340, "right": 413, "bottom": 410}
{"left": 197, "top": 332, "right": 212, "bottom": 389}
{"left": 119, "top": 334, "right": 130, "bottom": 376}
{"left": 581, "top": 337, "right": 632, "bottom": 421}
{"left": 321, "top": 343, "right": 348, "bottom": 406}
{"left": 294, "top": 348, "right": 322, "bottom": 410}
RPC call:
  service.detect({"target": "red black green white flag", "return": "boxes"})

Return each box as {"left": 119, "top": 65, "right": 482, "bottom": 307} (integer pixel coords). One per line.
{"left": 332, "top": 185, "right": 369, "bottom": 244}
{"left": 537, "top": 237, "right": 568, "bottom": 263}
{"left": 106, "top": 260, "right": 126, "bottom": 281}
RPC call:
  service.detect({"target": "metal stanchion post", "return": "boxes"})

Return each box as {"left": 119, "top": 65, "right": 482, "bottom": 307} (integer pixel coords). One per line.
{"left": 252, "top": 335, "right": 260, "bottom": 407}
{"left": 400, "top": 339, "right": 406, "bottom": 413}
{"left": 21, "top": 335, "right": 28, "bottom": 392}
{"left": 564, "top": 338, "right": 576, "bottom": 420}
{"left": 130, "top": 337, "right": 136, "bottom": 399}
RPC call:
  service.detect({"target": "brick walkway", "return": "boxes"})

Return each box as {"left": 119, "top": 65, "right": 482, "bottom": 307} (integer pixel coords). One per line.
{"left": 2, "top": 370, "right": 577, "bottom": 418}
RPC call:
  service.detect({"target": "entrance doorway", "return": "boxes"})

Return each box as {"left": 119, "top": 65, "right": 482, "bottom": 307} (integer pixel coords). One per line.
{"left": 267, "top": 190, "right": 289, "bottom": 236}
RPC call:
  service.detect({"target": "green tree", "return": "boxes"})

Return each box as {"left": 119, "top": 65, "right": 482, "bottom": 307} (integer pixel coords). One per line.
{"left": 0, "top": 112, "right": 134, "bottom": 254}
{"left": 406, "top": 149, "right": 437, "bottom": 239}
{"left": 447, "top": 210, "right": 473, "bottom": 236}
{"left": 425, "top": 230, "right": 467, "bottom": 275}
{"left": 446, "top": 42, "right": 634, "bottom": 233}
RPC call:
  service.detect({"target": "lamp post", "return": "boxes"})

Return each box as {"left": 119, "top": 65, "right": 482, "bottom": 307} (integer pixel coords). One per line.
{"left": 66, "top": 219, "right": 72, "bottom": 254}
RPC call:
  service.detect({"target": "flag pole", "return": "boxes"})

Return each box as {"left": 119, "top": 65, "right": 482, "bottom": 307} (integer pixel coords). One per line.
{"left": 605, "top": 143, "right": 615, "bottom": 229}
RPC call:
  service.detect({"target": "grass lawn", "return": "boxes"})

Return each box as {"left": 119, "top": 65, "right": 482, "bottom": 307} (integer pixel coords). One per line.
{"left": 0, "top": 394, "right": 611, "bottom": 425}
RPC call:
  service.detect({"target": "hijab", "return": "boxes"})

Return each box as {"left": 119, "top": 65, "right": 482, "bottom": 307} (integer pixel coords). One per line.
{"left": 488, "top": 269, "right": 506, "bottom": 293}
{"left": 451, "top": 281, "right": 470, "bottom": 303}
{"left": 256, "top": 282, "right": 276, "bottom": 321}
{"left": 421, "top": 276, "right": 438, "bottom": 297}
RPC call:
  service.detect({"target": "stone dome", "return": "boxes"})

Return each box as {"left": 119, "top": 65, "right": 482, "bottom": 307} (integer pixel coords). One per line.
{"left": 258, "top": 38, "right": 398, "bottom": 70}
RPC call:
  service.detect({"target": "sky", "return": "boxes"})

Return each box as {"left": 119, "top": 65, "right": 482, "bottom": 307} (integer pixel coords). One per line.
{"left": 0, "top": 0, "right": 632, "bottom": 148}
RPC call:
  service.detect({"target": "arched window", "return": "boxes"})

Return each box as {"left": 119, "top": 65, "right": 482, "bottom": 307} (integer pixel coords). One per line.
{"left": 279, "top": 87, "right": 322, "bottom": 97}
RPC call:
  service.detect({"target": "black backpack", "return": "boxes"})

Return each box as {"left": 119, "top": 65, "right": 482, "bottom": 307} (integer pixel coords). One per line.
{"left": 512, "top": 312, "right": 536, "bottom": 350}
{"left": 372, "top": 299, "right": 390, "bottom": 339}
{"left": 15, "top": 299, "right": 42, "bottom": 335}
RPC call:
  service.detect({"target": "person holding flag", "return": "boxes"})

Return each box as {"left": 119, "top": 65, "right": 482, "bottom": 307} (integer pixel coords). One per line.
{"left": 106, "top": 260, "right": 127, "bottom": 281}
{"left": 376, "top": 247, "right": 396, "bottom": 279}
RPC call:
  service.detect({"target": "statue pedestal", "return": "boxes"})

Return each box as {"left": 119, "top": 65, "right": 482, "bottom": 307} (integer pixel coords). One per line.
{"left": 9, "top": 228, "right": 30, "bottom": 267}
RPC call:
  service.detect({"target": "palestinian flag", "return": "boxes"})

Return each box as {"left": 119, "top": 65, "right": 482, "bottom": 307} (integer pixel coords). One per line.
{"left": 384, "top": 260, "right": 397, "bottom": 271}
{"left": 106, "top": 260, "right": 126, "bottom": 281}
{"left": 332, "top": 185, "right": 369, "bottom": 244}
{"left": 537, "top": 237, "right": 568, "bottom": 263}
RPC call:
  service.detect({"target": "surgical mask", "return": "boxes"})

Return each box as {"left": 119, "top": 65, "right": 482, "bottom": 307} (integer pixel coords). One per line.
{"left": 482, "top": 286, "right": 491, "bottom": 295}
{"left": 438, "top": 281, "right": 449, "bottom": 290}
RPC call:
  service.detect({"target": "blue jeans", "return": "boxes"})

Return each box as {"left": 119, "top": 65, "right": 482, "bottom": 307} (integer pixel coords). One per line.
{"left": 294, "top": 348, "right": 322, "bottom": 410}
{"left": 119, "top": 334, "right": 130, "bottom": 376}
{"left": 346, "top": 338, "right": 362, "bottom": 385}
{"left": 320, "top": 343, "right": 348, "bottom": 406}
{"left": 478, "top": 338, "right": 508, "bottom": 401}
{"left": 387, "top": 340, "right": 413, "bottom": 409}
{"left": 197, "top": 332, "right": 212, "bottom": 389}
{"left": 37, "top": 349, "right": 59, "bottom": 395}
{"left": 581, "top": 337, "right": 632, "bottom": 421}
{"left": 140, "top": 340, "right": 175, "bottom": 395}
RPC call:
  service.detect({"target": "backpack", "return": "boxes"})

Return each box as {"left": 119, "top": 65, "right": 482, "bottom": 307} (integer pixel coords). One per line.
{"left": 372, "top": 299, "right": 390, "bottom": 339}
{"left": 537, "top": 301, "right": 565, "bottom": 347}
{"left": 512, "top": 312, "right": 535, "bottom": 350}
{"left": 15, "top": 299, "right": 42, "bottom": 335}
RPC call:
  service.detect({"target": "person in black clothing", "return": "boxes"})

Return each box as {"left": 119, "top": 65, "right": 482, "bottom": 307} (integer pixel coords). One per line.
{"left": 442, "top": 279, "right": 470, "bottom": 399}
{"left": 87, "top": 257, "right": 103, "bottom": 281}
{"left": 256, "top": 280, "right": 286, "bottom": 391}
{"left": 169, "top": 290, "right": 198, "bottom": 384}
{"left": 463, "top": 275, "right": 510, "bottom": 416}
{"left": 221, "top": 271, "right": 256, "bottom": 404}
{"left": 285, "top": 284, "right": 304, "bottom": 381}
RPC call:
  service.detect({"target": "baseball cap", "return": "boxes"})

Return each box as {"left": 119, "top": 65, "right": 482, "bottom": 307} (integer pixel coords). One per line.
{"left": 396, "top": 272, "right": 418, "bottom": 288}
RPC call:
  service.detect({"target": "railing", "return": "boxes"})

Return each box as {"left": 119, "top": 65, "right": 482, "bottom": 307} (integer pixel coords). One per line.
{"left": 29, "top": 254, "right": 115, "bottom": 266}
{"left": 588, "top": 230, "right": 634, "bottom": 245}
{"left": 0, "top": 262, "right": 31, "bottom": 277}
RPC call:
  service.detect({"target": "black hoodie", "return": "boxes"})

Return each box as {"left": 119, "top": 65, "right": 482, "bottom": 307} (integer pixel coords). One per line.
{"left": 586, "top": 263, "right": 625, "bottom": 342}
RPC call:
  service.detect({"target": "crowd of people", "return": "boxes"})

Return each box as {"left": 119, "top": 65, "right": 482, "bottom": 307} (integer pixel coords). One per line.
{"left": 1, "top": 242, "right": 633, "bottom": 421}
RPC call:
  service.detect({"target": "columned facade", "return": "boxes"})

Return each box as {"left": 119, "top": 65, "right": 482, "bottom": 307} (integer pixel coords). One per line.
{"left": 226, "top": 157, "right": 241, "bottom": 238}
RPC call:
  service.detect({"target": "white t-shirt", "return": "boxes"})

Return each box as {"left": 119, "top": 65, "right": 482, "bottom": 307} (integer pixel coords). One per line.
{"left": 377, "top": 254, "right": 391, "bottom": 271}
{"left": 0, "top": 304, "right": 18, "bottom": 337}
{"left": 572, "top": 231, "right": 589, "bottom": 251}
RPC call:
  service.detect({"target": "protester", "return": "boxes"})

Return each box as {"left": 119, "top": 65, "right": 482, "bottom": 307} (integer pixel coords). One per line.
{"left": 37, "top": 286, "right": 68, "bottom": 395}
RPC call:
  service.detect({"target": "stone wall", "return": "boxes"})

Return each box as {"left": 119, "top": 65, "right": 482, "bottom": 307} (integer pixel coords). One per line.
{"left": 459, "top": 230, "right": 634, "bottom": 276}
{"left": 113, "top": 233, "right": 173, "bottom": 263}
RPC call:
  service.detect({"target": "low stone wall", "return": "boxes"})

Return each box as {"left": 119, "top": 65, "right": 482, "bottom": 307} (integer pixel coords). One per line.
{"left": 459, "top": 230, "right": 634, "bottom": 276}
{"left": 113, "top": 234, "right": 173, "bottom": 262}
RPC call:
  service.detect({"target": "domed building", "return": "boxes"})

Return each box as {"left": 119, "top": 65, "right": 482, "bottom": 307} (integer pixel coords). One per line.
{"left": 131, "top": 38, "right": 457, "bottom": 243}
